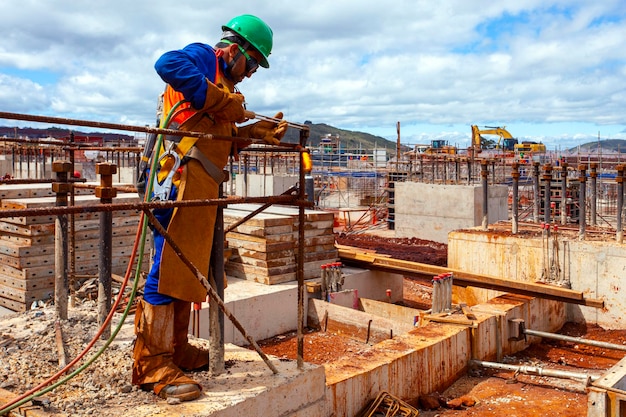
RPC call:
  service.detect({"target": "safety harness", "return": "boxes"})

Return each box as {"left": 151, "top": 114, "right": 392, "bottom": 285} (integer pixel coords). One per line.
{"left": 139, "top": 49, "right": 232, "bottom": 201}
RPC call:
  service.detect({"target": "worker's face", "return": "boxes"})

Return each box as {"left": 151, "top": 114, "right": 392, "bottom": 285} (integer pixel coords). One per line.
{"left": 229, "top": 44, "right": 262, "bottom": 84}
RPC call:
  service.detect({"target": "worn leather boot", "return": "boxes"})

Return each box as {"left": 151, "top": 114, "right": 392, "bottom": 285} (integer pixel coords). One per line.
{"left": 132, "top": 299, "right": 201, "bottom": 401}
{"left": 173, "top": 300, "right": 210, "bottom": 371}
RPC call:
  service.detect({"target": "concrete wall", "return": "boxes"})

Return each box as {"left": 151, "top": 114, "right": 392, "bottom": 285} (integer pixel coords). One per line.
{"left": 196, "top": 269, "right": 405, "bottom": 345}
{"left": 235, "top": 173, "right": 298, "bottom": 197}
{"left": 394, "top": 182, "right": 508, "bottom": 243}
{"left": 323, "top": 294, "right": 565, "bottom": 417}
{"left": 448, "top": 230, "right": 626, "bottom": 329}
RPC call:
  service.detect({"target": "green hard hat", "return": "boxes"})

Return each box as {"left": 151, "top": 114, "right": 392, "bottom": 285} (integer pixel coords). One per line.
{"left": 222, "top": 14, "right": 273, "bottom": 68}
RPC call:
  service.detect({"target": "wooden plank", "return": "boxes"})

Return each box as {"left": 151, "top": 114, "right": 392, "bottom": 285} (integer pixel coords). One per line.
{"left": 3, "top": 209, "right": 141, "bottom": 226}
{"left": 460, "top": 303, "right": 478, "bottom": 320}
{"left": 224, "top": 266, "right": 295, "bottom": 285}
{"left": 359, "top": 298, "right": 422, "bottom": 326}
{"left": 229, "top": 249, "right": 338, "bottom": 268}
{"left": 229, "top": 203, "right": 334, "bottom": 222}
{"left": 0, "top": 283, "right": 54, "bottom": 304}
{"left": 0, "top": 222, "right": 55, "bottom": 236}
{"left": 338, "top": 245, "right": 605, "bottom": 309}
{"left": 0, "top": 224, "right": 140, "bottom": 246}
{"left": 1, "top": 192, "right": 141, "bottom": 209}
{"left": 223, "top": 222, "right": 294, "bottom": 237}
{"left": 223, "top": 210, "right": 294, "bottom": 227}
{"left": 307, "top": 298, "right": 414, "bottom": 344}
{"left": 0, "top": 275, "right": 54, "bottom": 291}
{"left": 0, "top": 254, "right": 149, "bottom": 279}
{"left": 0, "top": 296, "right": 29, "bottom": 312}
{"left": 226, "top": 230, "right": 295, "bottom": 244}
{"left": 0, "top": 252, "right": 53, "bottom": 269}
{"left": 0, "top": 235, "right": 141, "bottom": 258}
{"left": 0, "top": 216, "right": 140, "bottom": 237}
{"left": 0, "top": 182, "right": 100, "bottom": 200}
{"left": 225, "top": 236, "right": 295, "bottom": 253}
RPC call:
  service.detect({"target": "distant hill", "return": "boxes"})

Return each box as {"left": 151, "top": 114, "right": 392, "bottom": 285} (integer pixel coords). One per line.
{"left": 0, "top": 126, "right": 134, "bottom": 143}
{"left": 281, "top": 121, "right": 397, "bottom": 151}
{"left": 572, "top": 139, "right": 626, "bottom": 153}
{"left": 0, "top": 123, "right": 398, "bottom": 152}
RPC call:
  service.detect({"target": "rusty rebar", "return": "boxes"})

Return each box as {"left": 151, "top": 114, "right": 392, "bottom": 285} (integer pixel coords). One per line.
{"left": 0, "top": 194, "right": 300, "bottom": 219}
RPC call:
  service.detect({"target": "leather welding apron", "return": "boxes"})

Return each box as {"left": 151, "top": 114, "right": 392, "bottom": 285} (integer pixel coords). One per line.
{"left": 156, "top": 74, "right": 234, "bottom": 303}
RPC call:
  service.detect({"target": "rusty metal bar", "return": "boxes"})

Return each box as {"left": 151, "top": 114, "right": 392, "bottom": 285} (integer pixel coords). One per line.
{"left": 560, "top": 163, "right": 568, "bottom": 225}
{"left": 142, "top": 209, "right": 279, "bottom": 374}
{"left": 0, "top": 194, "right": 299, "bottom": 219}
{"left": 209, "top": 178, "right": 226, "bottom": 376}
{"left": 511, "top": 163, "right": 519, "bottom": 234}
{"left": 0, "top": 111, "right": 301, "bottom": 150}
{"left": 579, "top": 164, "right": 587, "bottom": 240}
{"left": 53, "top": 161, "right": 71, "bottom": 320}
{"left": 481, "top": 160, "right": 488, "bottom": 230}
{"left": 543, "top": 164, "right": 553, "bottom": 227}
{"left": 96, "top": 163, "right": 117, "bottom": 340}
{"left": 54, "top": 320, "right": 68, "bottom": 369}
{"left": 616, "top": 165, "right": 624, "bottom": 243}
{"left": 297, "top": 151, "right": 306, "bottom": 370}
{"left": 338, "top": 246, "right": 605, "bottom": 308}
{"left": 590, "top": 163, "right": 598, "bottom": 226}
{"left": 471, "top": 359, "right": 600, "bottom": 383}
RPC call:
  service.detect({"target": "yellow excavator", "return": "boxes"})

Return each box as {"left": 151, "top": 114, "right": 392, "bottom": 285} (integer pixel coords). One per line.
{"left": 424, "top": 139, "right": 457, "bottom": 155}
{"left": 470, "top": 125, "right": 518, "bottom": 156}
{"left": 514, "top": 141, "right": 547, "bottom": 154}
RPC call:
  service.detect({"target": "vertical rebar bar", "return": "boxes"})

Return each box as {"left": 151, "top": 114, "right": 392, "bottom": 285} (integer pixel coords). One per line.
{"left": 95, "top": 163, "right": 116, "bottom": 340}
{"left": 578, "top": 164, "right": 587, "bottom": 240}
{"left": 53, "top": 161, "right": 72, "bottom": 320}
{"left": 589, "top": 163, "right": 597, "bottom": 226}
{"left": 533, "top": 162, "right": 540, "bottom": 222}
{"left": 209, "top": 177, "right": 226, "bottom": 375}
{"left": 543, "top": 164, "right": 553, "bottom": 228}
{"left": 616, "top": 165, "right": 624, "bottom": 243}
{"left": 560, "top": 163, "right": 568, "bottom": 225}
{"left": 511, "top": 163, "right": 519, "bottom": 234}
{"left": 481, "top": 160, "right": 488, "bottom": 230}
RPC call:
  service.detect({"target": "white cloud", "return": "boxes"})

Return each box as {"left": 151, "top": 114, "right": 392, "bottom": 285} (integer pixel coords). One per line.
{"left": 0, "top": 0, "right": 624, "bottom": 149}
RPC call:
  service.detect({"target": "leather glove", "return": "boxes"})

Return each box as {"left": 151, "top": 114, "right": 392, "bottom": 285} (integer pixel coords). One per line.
{"left": 200, "top": 79, "right": 246, "bottom": 123}
{"left": 239, "top": 112, "right": 288, "bottom": 145}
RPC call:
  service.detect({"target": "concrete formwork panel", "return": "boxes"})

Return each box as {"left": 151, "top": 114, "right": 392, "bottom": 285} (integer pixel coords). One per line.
{"left": 195, "top": 269, "right": 405, "bottom": 345}
{"left": 322, "top": 293, "right": 566, "bottom": 417}
{"left": 235, "top": 173, "right": 298, "bottom": 197}
{"left": 448, "top": 229, "right": 624, "bottom": 329}
{"left": 394, "top": 182, "right": 508, "bottom": 243}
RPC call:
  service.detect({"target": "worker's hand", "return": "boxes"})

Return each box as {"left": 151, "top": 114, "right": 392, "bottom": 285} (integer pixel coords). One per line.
{"left": 201, "top": 80, "right": 247, "bottom": 123}
{"left": 249, "top": 112, "right": 288, "bottom": 145}
{"left": 213, "top": 93, "right": 246, "bottom": 123}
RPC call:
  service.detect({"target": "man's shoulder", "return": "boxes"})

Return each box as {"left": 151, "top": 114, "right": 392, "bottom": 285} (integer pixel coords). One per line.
{"left": 183, "top": 42, "right": 216, "bottom": 55}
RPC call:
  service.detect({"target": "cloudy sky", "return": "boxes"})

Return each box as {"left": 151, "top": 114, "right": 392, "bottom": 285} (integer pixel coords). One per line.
{"left": 1, "top": 0, "right": 625, "bottom": 151}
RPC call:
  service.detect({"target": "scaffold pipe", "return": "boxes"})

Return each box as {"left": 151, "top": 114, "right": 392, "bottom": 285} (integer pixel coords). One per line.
{"left": 470, "top": 360, "right": 601, "bottom": 383}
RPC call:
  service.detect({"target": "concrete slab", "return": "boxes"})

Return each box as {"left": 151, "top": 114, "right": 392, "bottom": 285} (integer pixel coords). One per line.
{"left": 194, "top": 268, "right": 405, "bottom": 345}
{"left": 80, "top": 343, "right": 326, "bottom": 417}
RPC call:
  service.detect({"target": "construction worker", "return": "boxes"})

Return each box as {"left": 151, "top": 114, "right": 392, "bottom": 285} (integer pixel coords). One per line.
{"left": 132, "top": 14, "right": 287, "bottom": 402}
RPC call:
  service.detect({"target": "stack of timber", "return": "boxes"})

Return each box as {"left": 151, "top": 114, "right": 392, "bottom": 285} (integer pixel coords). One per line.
{"left": 224, "top": 204, "right": 338, "bottom": 285}
{"left": 0, "top": 183, "right": 149, "bottom": 312}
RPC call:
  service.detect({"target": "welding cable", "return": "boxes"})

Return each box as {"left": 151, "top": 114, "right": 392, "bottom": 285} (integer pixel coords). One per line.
{"left": 0, "top": 103, "right": 183, "bottom": 416}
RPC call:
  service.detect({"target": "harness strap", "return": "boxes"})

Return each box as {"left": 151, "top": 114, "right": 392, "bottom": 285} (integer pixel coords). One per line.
{"left": 183, "top": 146, "right": 225, "bottom": 184}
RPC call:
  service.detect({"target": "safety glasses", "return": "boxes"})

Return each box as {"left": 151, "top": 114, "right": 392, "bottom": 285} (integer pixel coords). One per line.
{"left": 237, "top": 45, "right": 259, "bottom": 76}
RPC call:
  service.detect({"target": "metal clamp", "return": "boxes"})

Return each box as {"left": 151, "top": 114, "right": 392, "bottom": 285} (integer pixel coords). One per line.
{"left": 152, "top": 149, "right": 181, "bottom": 201}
